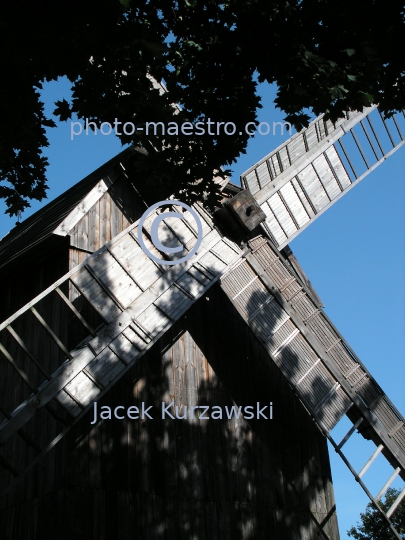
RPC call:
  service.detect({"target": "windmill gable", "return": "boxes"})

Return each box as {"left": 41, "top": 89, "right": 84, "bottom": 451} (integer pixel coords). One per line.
{"left": 0, "top": 148, "right": 141, "bottom": 322}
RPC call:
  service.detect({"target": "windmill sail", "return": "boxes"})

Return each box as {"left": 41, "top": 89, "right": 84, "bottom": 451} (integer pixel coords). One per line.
{"left": 242, "top": 107, "right": 405, "bottom": 249}
{"left": 220, "top": 236, "right": 405, "bottom": 538}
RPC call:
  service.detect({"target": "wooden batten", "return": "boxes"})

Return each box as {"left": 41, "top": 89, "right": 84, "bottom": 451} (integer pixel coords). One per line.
{"left": 68, "top": 174, "right": 145, "bottom": 263}
{"left": 53, "top": 176, "right": 119, "bottom": 237}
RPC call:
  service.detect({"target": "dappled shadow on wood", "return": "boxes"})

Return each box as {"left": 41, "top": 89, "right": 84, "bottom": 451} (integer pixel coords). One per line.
{"left": 0, "top": 237, "right": 340, "bottom": 539}
{"left": 0, "top": 286, "right": 339, "bottom": 539}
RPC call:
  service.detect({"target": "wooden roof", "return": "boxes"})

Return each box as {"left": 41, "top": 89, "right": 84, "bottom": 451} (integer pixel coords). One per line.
{"left": 0, "top": 148, "right": 132, "bottom": 273}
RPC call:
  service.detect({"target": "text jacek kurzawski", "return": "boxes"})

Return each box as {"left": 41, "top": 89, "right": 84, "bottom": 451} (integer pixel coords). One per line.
{"left": 90, "top": 402, "right": 274, "bottom": 424}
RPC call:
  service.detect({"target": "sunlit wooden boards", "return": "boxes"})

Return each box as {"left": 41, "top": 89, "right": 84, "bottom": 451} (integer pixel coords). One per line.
{"left": 221, "top": 244, "right": 351, "bottom": 433}
{"left": 0, "top": 204, "right": 242, "bottom": 491}
{"left": 242, "top": 107, "right": 405, "bottom": 248}
{"left": 220, "top": 236, "right": 405, "bottom": 473}
{"left": 242, "top": 108, "right": 371, "bottom": 196}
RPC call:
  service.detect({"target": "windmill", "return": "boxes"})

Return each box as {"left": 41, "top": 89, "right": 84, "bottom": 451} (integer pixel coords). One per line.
{"left": 0, "top": 105, "right": 404, "bottom": 539}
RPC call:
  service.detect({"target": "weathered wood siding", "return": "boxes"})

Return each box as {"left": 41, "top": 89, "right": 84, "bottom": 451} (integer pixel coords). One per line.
{"left": 67, "top": 176, "right": 145, "bottom": 349}
{"left": 0, "top": 244, "right": 69, "bottom": 419}
{"left": 69, "top": 175, "right": 144, "bottom": 257}
{"left": 0, "top": 286, "right": 340, "bottom": 540}
{"left": 0, "top": 176, "right": 145, "bottom": 503}
{"left": 0, "top": 175, "right": 144, "bottom": 414}
{"left": 0, "top": 244, "right": 71, "bottom": 512}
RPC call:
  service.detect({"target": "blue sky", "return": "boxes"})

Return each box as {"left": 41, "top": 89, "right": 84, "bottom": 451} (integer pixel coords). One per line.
{"left": 1, "top": 78, "right": 404, "bottom": 538}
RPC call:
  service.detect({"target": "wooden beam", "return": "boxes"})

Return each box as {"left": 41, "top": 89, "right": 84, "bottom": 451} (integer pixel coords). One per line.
{"left": 30, "top": 307, "right": 73, "bottom": 360}
{"left": 0, "top": 342, "right": 36, "bottom": 392}
{"left": 7, "top": 325, "right": 50, "bottom": 379}
{"left": 0, "top": 402, "right": 41, "bottom": 453}
{"left": 244, "top": 249, "right": 405, "bottom": 471}
{"left": 0, "top": 231, "right": 242, "bottom": 449}
{"left": 276, "top": 138, "right": 405, "bottom": 249}
{"left": 247, "top": 107, "right": 375, "bottom": 205}
{"left": 55, "top": 286, "right": 96, "bottom": 337}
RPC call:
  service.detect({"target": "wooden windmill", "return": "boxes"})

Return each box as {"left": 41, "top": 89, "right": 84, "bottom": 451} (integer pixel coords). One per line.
{"left": 0, "top": 105, "right": 404, "bottom": 539}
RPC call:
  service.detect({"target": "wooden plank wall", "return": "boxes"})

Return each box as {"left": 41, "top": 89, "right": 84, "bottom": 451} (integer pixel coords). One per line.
{"left": 67, "top": 176, "right": 145, "bottom": 349}
{"left": 0, "top": 175, "right": 143, "bottom": 419}
{"left": 69, "top": 175, "right": 145, "bottom": 258}
{"left": 0, "top": 245, "right": 70, "bottom": 419}
{"left": 0, "top": 286, "right": 340, "bottom": 540}
{"left": 0, "top": 175, "right": 145, "bottom": 503}
{"left": 0, "top": 246, "right": 71, "bottom": 502}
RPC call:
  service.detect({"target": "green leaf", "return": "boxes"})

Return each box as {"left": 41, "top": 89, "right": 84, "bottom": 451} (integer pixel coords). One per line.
{"left": 343, "top": 48, "right": 356, "bottom": 57}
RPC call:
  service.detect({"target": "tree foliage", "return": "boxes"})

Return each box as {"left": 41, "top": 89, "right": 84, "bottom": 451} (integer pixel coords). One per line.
{"left": 1, "top": 0, "right": 404, "bottom": 216}
{"left": 348, "top": 488, "right": 405, "bottom": 539}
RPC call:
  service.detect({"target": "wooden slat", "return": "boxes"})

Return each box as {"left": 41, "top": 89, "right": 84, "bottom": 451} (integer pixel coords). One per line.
{"left": 0, "top": 402, "right": 41, "bottom": 453}
{"left": 70, "top": 271, "right": 121, "bottom": 324}
{"left": 0, "top": 342, "right": 36, "bottom": 392}
{"left": 30, "top": 307, "right": 73, "bottom": 360}
{"left": 350, "top": 128, "right": 371, "bottom": 168}
{"left": 55, "top": 287, "right": 96, "bottom": 337}
{"left": 0, "top": 454, "right": 19, "bottom": 477}
{"left": 53, "top": 166, "right": 123, "bottom": 237}
{"left": 6, "top": 325, "right": 50, "bottom": 379}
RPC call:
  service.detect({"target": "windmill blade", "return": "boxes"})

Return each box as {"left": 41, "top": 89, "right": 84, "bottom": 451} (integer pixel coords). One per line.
{"left": 242, "top": 106, "right": 405, "bottom": 249}
{"left": 221, "top": 237, "right": 405, "bottom": 513}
